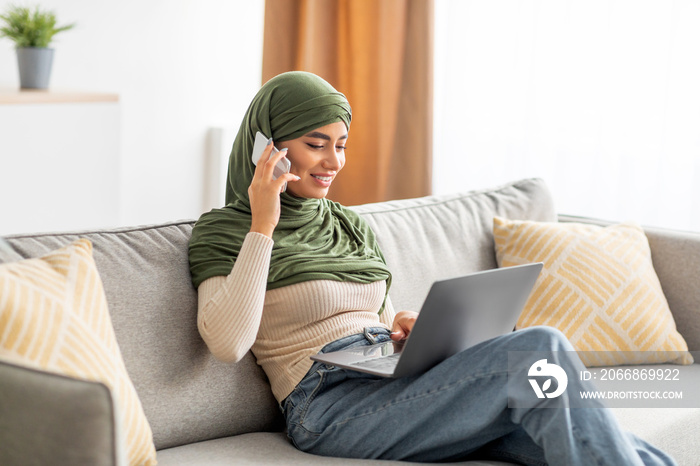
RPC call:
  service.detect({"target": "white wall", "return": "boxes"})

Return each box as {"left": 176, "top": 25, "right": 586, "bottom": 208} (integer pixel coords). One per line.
{"left": 0, "top": 101, "right": 121, "bottom": 234}
{"left": 10, "top": 1, "right": 698, "bottom": 234}
{"left": 434, "top": 0, "right": 700, "bottom": 233}
{"left": 0, "top": 0, "right": 264, "bottom": 230}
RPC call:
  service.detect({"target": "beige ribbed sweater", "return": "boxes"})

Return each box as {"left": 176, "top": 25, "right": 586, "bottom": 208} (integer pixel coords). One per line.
{"left": 197, "top": 232, "right": 396, "bottom": 402}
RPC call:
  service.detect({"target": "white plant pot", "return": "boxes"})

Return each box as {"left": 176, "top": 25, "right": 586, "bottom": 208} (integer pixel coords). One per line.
{"left": 17, "top": 47, "right": 54, "bottom": 89}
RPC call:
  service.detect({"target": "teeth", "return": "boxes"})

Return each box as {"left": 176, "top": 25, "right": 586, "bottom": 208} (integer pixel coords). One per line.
{"left": 312, "top": 175, "right": 332, "bottom": 182}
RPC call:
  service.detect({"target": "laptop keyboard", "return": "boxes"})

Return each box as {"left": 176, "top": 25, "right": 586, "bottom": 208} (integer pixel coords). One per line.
{"left": 349, "top": 353, "right": 401, "bottom": 372}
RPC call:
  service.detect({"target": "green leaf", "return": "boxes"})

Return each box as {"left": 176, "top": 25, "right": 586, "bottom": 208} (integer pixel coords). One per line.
{"left": 0, "top": 5, "right": 75, "bottom": 48}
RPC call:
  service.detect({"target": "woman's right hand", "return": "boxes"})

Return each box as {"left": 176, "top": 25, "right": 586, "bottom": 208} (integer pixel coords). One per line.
{"left": 248, "top": 139, "right": 300, "bottom": 238}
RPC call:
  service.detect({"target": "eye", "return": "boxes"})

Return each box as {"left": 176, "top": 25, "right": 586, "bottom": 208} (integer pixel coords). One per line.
{"left": 336, "top": 145, "right": 347, "bottom": 151}
{"left": 306, "top": 143, "right": 324, "bottom": 149}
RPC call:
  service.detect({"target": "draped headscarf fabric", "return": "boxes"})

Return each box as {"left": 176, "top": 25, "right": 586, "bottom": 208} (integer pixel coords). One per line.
{"left": 188, "top": 72, "right": 392, "bottom": 310}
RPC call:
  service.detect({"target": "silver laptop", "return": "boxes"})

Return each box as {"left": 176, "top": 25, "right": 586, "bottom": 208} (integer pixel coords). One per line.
{"left": 311, "top": 263, "right": 543, "bottom": 378}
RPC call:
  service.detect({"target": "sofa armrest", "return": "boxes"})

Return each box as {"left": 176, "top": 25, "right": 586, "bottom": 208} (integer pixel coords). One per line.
{"left": 0, "top": 360, "right": 124, "bottom": 466}
{"left": 559, "top": 215, "right": 700, "bottom": 352}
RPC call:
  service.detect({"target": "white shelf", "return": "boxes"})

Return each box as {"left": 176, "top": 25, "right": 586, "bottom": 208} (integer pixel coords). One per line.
{"left": 0, "top": 88, "right": 119, "bottom": 105}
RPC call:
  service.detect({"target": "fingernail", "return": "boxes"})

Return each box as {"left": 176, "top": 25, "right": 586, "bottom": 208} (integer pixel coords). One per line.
{"left": 294, "top": 175, "right": 301, "bottom": 180}
{"left": 280, "top": 148, "right": 288, "bottom": 154}
{"left": 267, "top": 138, "right": 273, "bottom": 146}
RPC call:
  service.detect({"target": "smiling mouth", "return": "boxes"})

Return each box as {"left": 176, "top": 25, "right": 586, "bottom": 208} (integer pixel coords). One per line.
{"left": 312, "top": 175, "right": 333, "bottom": 182}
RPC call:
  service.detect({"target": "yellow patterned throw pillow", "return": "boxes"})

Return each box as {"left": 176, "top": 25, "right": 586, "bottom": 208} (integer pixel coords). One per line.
{"left": 493, "top": 217, "right": 693, "bottom": 366}
{"left": 0, "top": 239, "right": 157, "bottom": 466}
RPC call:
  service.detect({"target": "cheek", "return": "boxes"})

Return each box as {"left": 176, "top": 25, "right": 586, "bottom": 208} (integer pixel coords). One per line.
{"left": 283, "top": 150, "right": 303, "bottom": 174}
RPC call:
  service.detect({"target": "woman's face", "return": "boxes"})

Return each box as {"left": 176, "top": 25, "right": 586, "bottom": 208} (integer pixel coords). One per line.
{"left": 277, "top": 121, "right": 348, "bottom": 199}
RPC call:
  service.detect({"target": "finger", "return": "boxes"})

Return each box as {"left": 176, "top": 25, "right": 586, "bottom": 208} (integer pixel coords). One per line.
{"left": 391, "top": 321, "right": 407, "bottom": 341}
{"left": 274, "top": 172, "right": 300, "bottom": 193}
{"left": 278, "top": 172, "right": 300, "bottom": 184}
{"left": 262, "top": 147, "right": 289, "bottom": 180}
{"left": 392, "top": 312, "right": 417, "bottom": 341}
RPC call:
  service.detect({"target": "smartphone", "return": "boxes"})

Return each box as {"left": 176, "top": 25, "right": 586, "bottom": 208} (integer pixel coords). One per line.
{"left": 251, "top": 131, "right": 291, "bottom": 192}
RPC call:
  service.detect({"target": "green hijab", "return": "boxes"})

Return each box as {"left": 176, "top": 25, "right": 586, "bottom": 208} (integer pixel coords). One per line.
{"left": 188, "top": 72, "right": 392, "bottom": 311}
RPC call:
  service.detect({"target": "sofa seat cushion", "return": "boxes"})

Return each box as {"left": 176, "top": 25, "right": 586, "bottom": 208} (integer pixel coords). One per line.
{"left": 157, "top": 363, "right": 700, "bottom": 466}
{"left": 614, "top": 405, "right": 700, "bottom": 466}
{"left": 581, "top": 361, "right": 700, "bottom": 466}
{"left": 155, "top": 432, "right": 513, "bottom": 466}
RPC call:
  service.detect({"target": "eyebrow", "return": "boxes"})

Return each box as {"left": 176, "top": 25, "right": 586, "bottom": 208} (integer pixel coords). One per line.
{"left": 305, "top": 131, "right": 348, "bottom": 140}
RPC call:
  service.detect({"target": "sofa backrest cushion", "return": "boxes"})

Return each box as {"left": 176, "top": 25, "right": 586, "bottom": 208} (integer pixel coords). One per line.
{"left": 0, "top": 238, "right": 22, "bottom": 263}
{"left": 353, "top": 178, "right": 557, "bottom": 312}
{"left": 2, "top": 177, "right": 555, "bottom": 449}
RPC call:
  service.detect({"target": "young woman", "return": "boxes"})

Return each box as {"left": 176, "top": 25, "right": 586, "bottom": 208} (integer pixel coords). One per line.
{"left": 188, "top": 71, "right": 675, "bottom": 465}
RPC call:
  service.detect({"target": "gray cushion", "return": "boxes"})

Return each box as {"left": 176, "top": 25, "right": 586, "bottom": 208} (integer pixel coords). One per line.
{"left": 614, "top": 406, "right": 700, "bottom": 466}
{"left": 353, "top": 178, "right": 556, "bottom": 311}
{"left": 0, "top": 360, "right": 122, "bottom": 466}
{"left": 643, "top": 227, "right": 700, "bottom": 353}
{"left": 0, "top": 237, "right": 21, "bottom": 264}
{"left": 155, "top": 432, "right": 513, "bottom": 466}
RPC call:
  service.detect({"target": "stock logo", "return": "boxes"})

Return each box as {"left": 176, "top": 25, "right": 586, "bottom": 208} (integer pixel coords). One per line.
{"left": 528, "top": 359, "right": 568, "bottom": 399}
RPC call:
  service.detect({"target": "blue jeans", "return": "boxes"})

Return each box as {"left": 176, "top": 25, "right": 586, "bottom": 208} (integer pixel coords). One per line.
{"left": 282, "top": 326, "right": 676, "bottom": 465}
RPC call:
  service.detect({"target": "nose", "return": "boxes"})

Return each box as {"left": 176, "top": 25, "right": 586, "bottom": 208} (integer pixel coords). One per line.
{"left": 321, "top": 147, "right": 343, "bottom": 171}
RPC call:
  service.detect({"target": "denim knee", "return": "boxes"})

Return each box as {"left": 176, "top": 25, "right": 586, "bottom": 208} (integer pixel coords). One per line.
{"left": 515, "top": 325, "right": 575, "bottom": 352}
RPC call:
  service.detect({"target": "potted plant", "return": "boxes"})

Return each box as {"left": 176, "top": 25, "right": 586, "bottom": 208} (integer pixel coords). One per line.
{"left": 0, "top": 5, "right": 75, "bottom": 89}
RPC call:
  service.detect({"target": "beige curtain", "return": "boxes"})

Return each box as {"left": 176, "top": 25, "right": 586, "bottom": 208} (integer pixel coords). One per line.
{"left": 262, "top": 0, "right": 433, "bottom": 206}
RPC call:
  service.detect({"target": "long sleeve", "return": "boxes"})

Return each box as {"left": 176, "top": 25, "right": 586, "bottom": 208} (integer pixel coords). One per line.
{"left": 195, "top": 230, "right": 394, "bottom": 401}
{"left": 379, "top": 295, "right": 397, "bottom": 329}
{"left": 196, "top": 232, "right": 274, "bottom": 362}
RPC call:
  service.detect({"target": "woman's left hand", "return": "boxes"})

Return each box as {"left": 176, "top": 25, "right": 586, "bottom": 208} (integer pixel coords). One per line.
{"left": 390, "top": 311, "right": 419, "bottom": 341}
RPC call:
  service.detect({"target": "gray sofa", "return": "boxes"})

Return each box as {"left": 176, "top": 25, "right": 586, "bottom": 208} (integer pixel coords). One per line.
{"left": 1, "top": 178, "right": 699, "bottom": 465}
